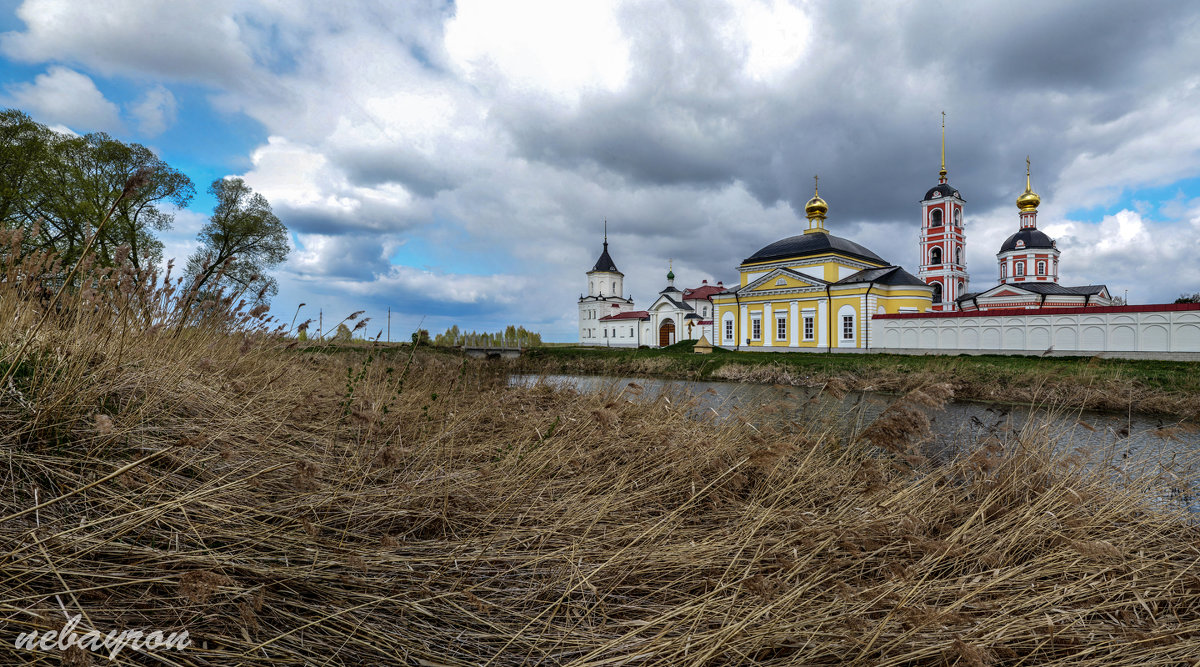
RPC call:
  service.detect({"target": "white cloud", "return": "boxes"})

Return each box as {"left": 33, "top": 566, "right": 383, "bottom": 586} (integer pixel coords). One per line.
{"left": 444, "top": 0, "right": 631, "bottom": 103}
{"left": 5, "top": 66, "right": 122, "bottom": 132}
{"left": 128, "top": 84, "right": 177, "bottom": 136}
{"left": 1, "top": 0, "right": 256, "bottom": 87}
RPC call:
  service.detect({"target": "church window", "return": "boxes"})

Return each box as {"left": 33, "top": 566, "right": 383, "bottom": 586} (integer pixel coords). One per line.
{"left": 1001, "top": 264, "right": 1007, "bottom": 278}
{"left": 612, "top": 282, "right": 617, "bottom": 293}
{"left": 1016, "top": 262, "right": 1025, "bottom": 277}
{"left": 930, "top": 247, "right": 942, "bottom": 264}
{"left": 751, "top": 316, "right": 761, "bottom": 341}
{"left": 955, "top": 247, "right": 962, "bottom": 265}
{"left": 958, "top": 280, "right": 965, "bottom": 294}
{"left": 803, "top": 316, "right": 814, "bottom": 340}
{"left": 775, "top": 278, "right": 787, "bottom": 286}
{"left": 776, "top": 315, "right": 787, "bottom": 341}
{"left": 724, "top": 318, "right": 734, "bottom": 342}
{"left": 590, "top": 281, "right": 594, "bottom": 293}
{"left": 702, "top": 306, "right": 708, "bottom": 317}
{"left": 842, "top": 315, "right": 854, "bottom": 340}
{"left": 1016, "top": 240, "right": 1025, "bottom": 249}
{"left": 930, "top": 209, "right": 943, "bottom": 227}
{"left": 1037, "top": 261, "right": 1046, "bottom": 275}
{"left": 954, "top": 208, "right": 962, "bottom": 227}
{"left": 932, "top": 282, "right": 943, "bottom": 304}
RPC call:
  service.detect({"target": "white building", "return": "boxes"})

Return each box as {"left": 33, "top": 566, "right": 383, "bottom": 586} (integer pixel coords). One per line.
{"left": 578, "top": 234, "right": 636, "bottom": 345}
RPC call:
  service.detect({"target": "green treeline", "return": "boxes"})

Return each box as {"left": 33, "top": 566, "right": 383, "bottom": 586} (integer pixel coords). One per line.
{"left": 432, "top": 324, "right": 542, "bottom": 347}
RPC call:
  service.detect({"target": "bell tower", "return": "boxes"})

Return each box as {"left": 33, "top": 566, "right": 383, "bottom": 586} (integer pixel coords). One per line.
{"left": 917, "top": 112, "right": 969, "bottom": 311}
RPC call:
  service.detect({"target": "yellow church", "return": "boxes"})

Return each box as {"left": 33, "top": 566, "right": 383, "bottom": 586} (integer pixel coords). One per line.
{"left": 711, "top": 179, "right": 933, "bottom": 351}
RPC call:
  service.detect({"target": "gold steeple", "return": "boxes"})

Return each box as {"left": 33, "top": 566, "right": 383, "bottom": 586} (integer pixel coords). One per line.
{"left": 804, "top": 174, "right": 828, "bottom": 234}
{"left": 939, "top": 111, "right": 947, "bottom": 182}
{"left": 1016, "top": 156, "right": 1041, "bottom": 211}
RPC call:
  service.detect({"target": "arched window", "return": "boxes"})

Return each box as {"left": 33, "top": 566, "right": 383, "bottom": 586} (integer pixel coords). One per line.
{"left": 932, "top": 282, "right": 943, "bottom": 304}
{"left": 930, "top": 247, "right": 942, "bottom": 264}
{"left": 589, "top": 280, "right": 594, "bottom": 293}
{"left": 958, "top": 280, "right": 965, "bottom": 294}
{"left": 1001, "top": 264, "right": 1007, "bottom": 279}
{"left": 1015, "top": 262, "right": 1025, "bottom": 276}
{"left": 954, "top": 208, "right": 962, "bottom": 227}
{"left": 722, "top": 312, "right": 735, "bottom": 342}
{"left": 612, "top": 281, "right": 617, "bottom": 293}
{"left": 838, "top": 305, "right": 856, "bottom": 343}
{"left": 1037, "top": 261, "right": 1046, "bottom": 275}
{"left": 930, "top": 209, "right": 943, "bottom": 227}
{"left": 955, "top": 246, "right": 962, "bottom": 265}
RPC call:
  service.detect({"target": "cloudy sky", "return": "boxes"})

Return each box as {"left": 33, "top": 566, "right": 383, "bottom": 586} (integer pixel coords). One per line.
{"left": 3, "top": 0, "right": 1199, "bottom": 340}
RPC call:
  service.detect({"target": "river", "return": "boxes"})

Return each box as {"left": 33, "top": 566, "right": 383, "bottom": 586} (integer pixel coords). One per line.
{"left": 510, "top": 373, "right": 1200, "bottom": 511}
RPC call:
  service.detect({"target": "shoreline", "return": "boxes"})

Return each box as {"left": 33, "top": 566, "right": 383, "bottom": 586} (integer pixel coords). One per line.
{"left": 509, "top": 344, "right": 1200, "bottom": 421}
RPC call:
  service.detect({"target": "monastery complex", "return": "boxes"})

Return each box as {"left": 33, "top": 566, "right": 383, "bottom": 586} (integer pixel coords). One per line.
{"left": 578, "top": 126, "right": 1200, "bottom": 359}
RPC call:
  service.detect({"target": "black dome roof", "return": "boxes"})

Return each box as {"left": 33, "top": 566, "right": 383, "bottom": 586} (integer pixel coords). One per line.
{"left": 744, "top": 232, "right": 886, "bottom": 266}
{"left": 590, "top": 242, "right": 620, "bottom": 273}
{"left": 999, "top": 228, "right": 1056, "bottom": 253}
{"left": 923, "top": 183, "right": 962, "bottom": 201}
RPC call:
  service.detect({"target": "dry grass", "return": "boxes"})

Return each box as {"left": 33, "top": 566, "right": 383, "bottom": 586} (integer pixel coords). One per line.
{"left": 2, "top": 246, "right": 1200, "bottom": 665}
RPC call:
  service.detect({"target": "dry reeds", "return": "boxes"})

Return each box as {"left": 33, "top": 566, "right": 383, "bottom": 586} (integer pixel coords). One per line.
{"left": 2, "top": 248, "right": 1200, "bottom": 665}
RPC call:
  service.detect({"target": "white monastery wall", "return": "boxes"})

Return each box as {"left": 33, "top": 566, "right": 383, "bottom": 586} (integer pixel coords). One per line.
{"left": 871, "top": 305, "right": 1200, "bottom": 360}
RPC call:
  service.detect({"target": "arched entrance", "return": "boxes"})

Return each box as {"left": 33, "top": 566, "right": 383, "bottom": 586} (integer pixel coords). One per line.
{"left": 658, "top": 318, "right": 676, "bottom": 347}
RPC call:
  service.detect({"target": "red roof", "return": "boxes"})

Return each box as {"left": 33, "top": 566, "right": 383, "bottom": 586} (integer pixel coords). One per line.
{"left": 600, "top": 310, "right": 650, "bottom": 321}
{"left": 681, "top": 284, "right": 727, "bottom": 301}
{"left": 873, "top": 303, "right": 1200, "bottom": 320}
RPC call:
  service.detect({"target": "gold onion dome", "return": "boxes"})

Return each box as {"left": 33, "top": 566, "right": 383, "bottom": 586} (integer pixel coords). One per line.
{"left": 1016, "top": 157, "right": 1040, "bottom": 211}
{"left": 805, "top": 175, "right": 828, "bottom": 219}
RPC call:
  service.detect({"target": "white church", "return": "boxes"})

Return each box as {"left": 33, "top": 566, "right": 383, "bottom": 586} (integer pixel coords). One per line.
{"left": 578, "top": 234, "right": 724, "bottom": 348}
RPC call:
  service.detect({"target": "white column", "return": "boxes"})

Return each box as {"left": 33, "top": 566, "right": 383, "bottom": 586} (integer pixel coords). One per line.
{"left": 740, "top": 305, "right": 748, "bottom": 345}
{"left": 817, "top": 298, "right": 828, "bottom": 348}
{"left": 763, "top": 303, "right": 773, "bottom": 347}
{"left": 790, "top": 301, "right": 799, "bottom": 347}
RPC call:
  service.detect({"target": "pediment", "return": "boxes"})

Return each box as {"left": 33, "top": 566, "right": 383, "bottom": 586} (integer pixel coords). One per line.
{"left": 976, "top": 284, "right": 1034, "bottom": 299}
{"left": 743, "top": 268, "right": 825, "bottom": 293}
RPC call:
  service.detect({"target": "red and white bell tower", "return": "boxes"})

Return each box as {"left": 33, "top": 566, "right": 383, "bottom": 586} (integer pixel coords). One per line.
{"left": 917, "top": 113, "right": 969, "bottom": 311}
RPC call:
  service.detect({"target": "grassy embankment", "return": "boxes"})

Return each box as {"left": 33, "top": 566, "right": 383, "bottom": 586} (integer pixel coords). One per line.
{"left": 2, "top": 240, "right": 1200, "bottom": 664}
{"left": 514, "top": 342, "right": 1200, "bottom": 420}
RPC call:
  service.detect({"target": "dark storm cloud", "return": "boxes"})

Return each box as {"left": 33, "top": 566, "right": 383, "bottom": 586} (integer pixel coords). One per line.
{"left": 904, "top": 1, "right": 1200, "bottom": 93}
{"left": 493, "top": 0, "right": 1200, "bottom": 232}
{"left": 334, "top": 147, "right": 458, "bottom": 197}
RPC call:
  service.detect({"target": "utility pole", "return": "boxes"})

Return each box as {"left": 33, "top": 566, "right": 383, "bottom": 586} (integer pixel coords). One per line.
{"left": 387, "top": 307, "right": 391, "bottom": 343}
{"left": 318, "top": 309, "right": 323, "bottom": 339}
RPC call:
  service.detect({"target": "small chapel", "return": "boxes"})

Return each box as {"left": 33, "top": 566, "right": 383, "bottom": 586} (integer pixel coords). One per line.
{"left": 948, "top": 159, "right": 1112, "bottom": 311}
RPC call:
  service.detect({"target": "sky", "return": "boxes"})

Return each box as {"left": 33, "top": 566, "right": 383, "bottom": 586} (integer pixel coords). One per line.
{"left": 2, "top": 0, "right": 1199, "bottom": 341}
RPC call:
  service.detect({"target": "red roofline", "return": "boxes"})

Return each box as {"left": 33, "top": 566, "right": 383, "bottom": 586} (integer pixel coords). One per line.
{"left": 600, "top": 310, "right": 650, "bottom": 321}
{"left": 873, "top": 303, "right": 1200, "bottom": 320}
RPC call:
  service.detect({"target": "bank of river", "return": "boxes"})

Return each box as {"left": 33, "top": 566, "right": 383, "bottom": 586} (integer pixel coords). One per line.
{"left": 513, "top": 345, "right": 1200, "bottom": 420}
{"left": 512, "top": 372, "right": 1200, "bottom": 510}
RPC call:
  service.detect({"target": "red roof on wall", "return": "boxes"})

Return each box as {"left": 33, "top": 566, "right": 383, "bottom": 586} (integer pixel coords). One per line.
{"left": 873, "top": 303, "right": 1200, "bottom": 319}
{"left": 600, "top": 310, "right": 650, "bottom": 321}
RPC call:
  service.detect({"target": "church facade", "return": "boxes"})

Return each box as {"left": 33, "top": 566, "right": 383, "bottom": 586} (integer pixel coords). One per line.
{"left": 709, "top": 180, "right": 932, "bottom": 351}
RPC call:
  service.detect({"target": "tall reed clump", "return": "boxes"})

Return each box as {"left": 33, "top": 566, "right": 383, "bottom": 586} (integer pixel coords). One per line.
{"left": 2, "top": 243, "right": 1200, "bottom": 664}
